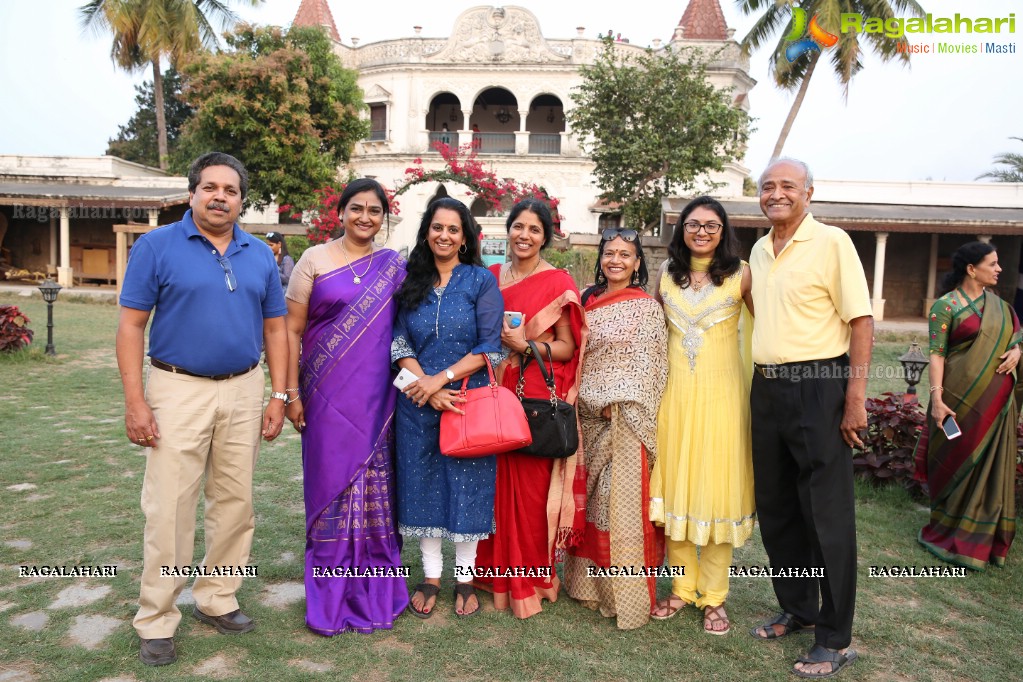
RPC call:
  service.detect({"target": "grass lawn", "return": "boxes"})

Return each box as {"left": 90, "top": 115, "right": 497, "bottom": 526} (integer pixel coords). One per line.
{"left": 1, "top": 293, "right": 1019, "bottom": 681}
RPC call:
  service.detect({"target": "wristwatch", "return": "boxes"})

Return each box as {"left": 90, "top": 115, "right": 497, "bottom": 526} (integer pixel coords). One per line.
{"left": 522, "top": 343, "right": 534, "bottom": 356}
{"left": 445, "top": 369, "right": 455, "bottom": 381}
{"left": 270, "top": 391, "right": 288, "bottom": 402}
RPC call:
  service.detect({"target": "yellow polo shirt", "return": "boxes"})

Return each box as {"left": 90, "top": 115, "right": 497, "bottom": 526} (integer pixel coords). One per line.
{"left": 750, "top": 213, "right": 872, "bottom": 364}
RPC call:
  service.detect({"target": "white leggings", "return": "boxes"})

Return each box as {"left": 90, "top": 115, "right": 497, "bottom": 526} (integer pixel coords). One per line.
{"left": 419, "top": 537, "right": 478, "bottom": 583}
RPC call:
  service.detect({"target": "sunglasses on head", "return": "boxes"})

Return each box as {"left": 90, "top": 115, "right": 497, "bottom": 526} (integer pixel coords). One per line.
{"left": 601, "top": 228, "right": 638, "bottom": 242}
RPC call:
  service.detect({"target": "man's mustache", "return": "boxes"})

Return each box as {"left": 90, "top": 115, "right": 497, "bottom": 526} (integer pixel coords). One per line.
{"left": 207, "top": 201, "right": 230, "bottom": 212}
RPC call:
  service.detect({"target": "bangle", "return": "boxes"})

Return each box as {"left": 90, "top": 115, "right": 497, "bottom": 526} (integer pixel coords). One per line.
{"left": 929, "top": 386, "right": 943, "bottom": 392}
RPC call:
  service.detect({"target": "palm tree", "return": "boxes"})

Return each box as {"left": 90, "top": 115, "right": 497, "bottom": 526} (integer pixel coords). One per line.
{"left": 977, "top": 137, "right": 1023, "bottom": 182}
{"left": 80, "top": 0, "right": 259, "bottom": 169}
{"left": 736, "top": 0, "right": 925, "bottom": 159}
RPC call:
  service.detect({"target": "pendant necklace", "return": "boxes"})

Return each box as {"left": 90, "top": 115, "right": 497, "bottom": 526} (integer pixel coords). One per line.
{"left": 340, "top": 237, "right": 373, "bottom": 284}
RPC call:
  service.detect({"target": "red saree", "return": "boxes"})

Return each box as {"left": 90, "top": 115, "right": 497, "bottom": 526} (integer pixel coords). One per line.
{"left": 915, "top": 289, "right": 1021, "bottom": 570}
{"left": 474, "top": 267, "right": 587, "bottom": 618}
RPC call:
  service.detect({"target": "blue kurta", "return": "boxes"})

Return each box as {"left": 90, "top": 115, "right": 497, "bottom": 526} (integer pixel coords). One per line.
{"left": 391, "top": 264, "right": 505, "bottom": 541}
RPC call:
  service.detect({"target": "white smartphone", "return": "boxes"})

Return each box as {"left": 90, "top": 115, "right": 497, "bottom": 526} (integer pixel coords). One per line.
{"left": 504, "top": 311, "right": 525, "bottom": 329}
{"left": 392, "top": 368, "right": 420, "bottom": 390}
{"left": 941, "top": 415, "right": 962, "bottom": 440}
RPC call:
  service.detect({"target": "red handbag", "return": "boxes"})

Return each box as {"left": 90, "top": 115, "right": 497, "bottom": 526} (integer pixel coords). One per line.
{"left": 439, "top": 355, "right": 532, "bottom": 458}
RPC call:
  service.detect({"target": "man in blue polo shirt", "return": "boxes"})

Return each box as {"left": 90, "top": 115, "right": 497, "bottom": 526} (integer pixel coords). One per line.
{"left": 116, "top": 152, "right": 288, "bottom": 666}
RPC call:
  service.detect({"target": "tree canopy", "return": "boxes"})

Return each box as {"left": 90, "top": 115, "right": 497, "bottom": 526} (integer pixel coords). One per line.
{"left": 80, "top": 0, "right": 257, "bottom": 168}
{"left": 107, "top": 67, "right": 192, "bottom": 168}
{"left": 176, "top": 24, "right": 369, "bottom": 210}
{"left": 977, "top": 137, "right": 1023, "bottom": 183}
{"left": 568, "top": 38, "right": 749, "bottom": 231}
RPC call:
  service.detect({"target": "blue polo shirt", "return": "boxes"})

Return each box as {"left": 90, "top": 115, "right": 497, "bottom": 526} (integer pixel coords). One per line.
{"left": 120, "top": 210, "right": 287, "bottom": 376}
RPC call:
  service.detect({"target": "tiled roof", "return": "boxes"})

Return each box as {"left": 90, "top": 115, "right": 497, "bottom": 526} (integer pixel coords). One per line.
{"left": 677, "top": 0, "right": 729, "bottom": 41}
{"left": 292, "top": 0, "right": 341, "bottom": 43}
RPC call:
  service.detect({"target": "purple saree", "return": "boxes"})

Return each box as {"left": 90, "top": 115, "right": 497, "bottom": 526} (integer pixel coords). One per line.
{"left": 300, "top": 250, "right": 408, "bottom": 634}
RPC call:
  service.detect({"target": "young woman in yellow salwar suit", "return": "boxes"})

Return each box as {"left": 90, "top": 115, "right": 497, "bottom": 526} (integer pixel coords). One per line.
{"left": 650, "top": 196, "right": 755, "bottom": 635}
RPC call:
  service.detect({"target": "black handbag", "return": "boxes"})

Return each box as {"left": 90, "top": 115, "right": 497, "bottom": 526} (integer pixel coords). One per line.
{"left": 516, "top": 341, "right": 579, "bottom": 458}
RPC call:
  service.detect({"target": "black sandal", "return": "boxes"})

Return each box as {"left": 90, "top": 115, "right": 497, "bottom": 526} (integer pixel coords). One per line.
{"left": 750, "top": 612, "right": 815, "bottom": 640}
{"left": 407, "top": 582, "right": 440, "bottom": 619}
{"left": 792, "top": 643, "right": 858, "bottom": 678}
{"left": 453, "top": 583, "right": 480, "bottom": 617}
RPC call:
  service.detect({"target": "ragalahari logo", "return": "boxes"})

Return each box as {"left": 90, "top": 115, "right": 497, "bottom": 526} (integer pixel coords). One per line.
{"left": 785, "top": 5, "right": 839, "bottom": 61}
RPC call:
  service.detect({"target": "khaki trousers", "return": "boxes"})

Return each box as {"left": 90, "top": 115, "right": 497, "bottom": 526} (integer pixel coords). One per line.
{"left": 133, "top": 366, "right": 264, "bottom": 639}
{"left": 668, "top": 539, "right": 733, "bottom": 608}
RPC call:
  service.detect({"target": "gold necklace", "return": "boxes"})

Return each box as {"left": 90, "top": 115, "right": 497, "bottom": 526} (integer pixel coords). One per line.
{"left": 339, "top": 237, "right": 374, "bottom": 284}
{"left": 504, "top": 258, "right": 542, "bottom": 285}
{"left": 690, "top": 271, "right": 711, "bottom": 291}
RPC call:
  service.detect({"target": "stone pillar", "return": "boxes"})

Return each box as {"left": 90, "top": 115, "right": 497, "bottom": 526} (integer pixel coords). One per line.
{"left": 924, "top": 233, "right": 938, "bottom": 317}
{"left": 49, "top": 214, "right": 57, "bottom": 274}
{"left": 148, "top": 208, "right": 159, "bottom": 228}
{"left": 978, "top": 235, "right": 992, "bottom": 243}
{"left": 57, "top": 207, "right": 72, "bottom": 288}
{"left": 871, "top": 232, "right": 888, "bottom": 321}
{"left": 756, "top": 227, "right": 766, "bottom": 239}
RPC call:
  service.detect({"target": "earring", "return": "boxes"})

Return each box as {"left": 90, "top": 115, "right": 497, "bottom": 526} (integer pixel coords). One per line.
{"left": 459, "top": 243, "right": 467, "bottom": 254}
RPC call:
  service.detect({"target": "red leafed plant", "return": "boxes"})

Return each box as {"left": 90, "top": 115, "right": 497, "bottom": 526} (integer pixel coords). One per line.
{"left": 0, "top": 305, "right": 34, "bottom": 353}
{"left": 853, "top": 392, "right": 927, "bottom": 498}
{"left": 398, "top": 141, "right": 564, "bottom": 236}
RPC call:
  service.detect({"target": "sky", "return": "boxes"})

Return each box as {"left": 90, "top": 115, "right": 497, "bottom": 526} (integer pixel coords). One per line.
{"left": 0, "top": 0, "right": 1019, "bottom": 184}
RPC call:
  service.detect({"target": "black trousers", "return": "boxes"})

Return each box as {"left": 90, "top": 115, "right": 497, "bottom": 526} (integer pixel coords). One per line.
{"left": 750, "top": 359, "right": 856, "bottom": 650}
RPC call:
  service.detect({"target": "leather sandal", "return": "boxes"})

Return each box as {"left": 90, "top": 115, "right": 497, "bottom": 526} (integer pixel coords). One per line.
{"left": 407, "top": 582, "right": 440, "bottom": 619}
{"left": 650, "top": 593, "right": 689, "bottom": 620}
{"left": 750, "top": 611, "right": 815, "bottom": 640}
{"left": 454, "top": 582, "right": 480, "bottom": 617}
{"left": 792, "top": 643, "right": 858, "bottom": 678}
{"left": 703, "top": 603, "right": 731, "bottom": 635}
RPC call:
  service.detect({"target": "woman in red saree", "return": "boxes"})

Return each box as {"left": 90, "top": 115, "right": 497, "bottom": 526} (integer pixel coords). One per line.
{"left": 474, "top": 198, "right": 586, "bottom": 618}
{"left": 564, "top": 229, "right": 667, "bottom": 630}
{"left": 916, "top": 241, "right": 1022, "bottom": 570}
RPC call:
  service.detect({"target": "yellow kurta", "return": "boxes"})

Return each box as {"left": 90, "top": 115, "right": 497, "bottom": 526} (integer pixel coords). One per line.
{"left": 650, "top": 266, "right": 755, "bottom": 547}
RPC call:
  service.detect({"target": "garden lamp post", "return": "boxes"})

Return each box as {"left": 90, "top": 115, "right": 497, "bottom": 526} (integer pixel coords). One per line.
{"left": 898, "top": 342, "right": 928, "bottom": 400}
{"left": 37, "top": 279, "right": 62, "bottom": 356}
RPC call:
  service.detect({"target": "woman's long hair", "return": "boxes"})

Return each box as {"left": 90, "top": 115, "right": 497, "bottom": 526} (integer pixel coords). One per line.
{"left": 666, "top": 196, "right": 741, "bottom": 288}
{"left": 397, "top": 198, "right": 482, "bottom": 309}
{"left": 941, "top": 241, "right": 996, "bottom": 294}
{"left": 585, "top": 229, "right": 649, "bottom": 302}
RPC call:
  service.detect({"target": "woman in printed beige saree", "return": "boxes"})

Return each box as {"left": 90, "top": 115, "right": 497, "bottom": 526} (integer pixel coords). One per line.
{"left": 915, "top": 241, "right": 1021, "bottom": 570}
{"left": 564, "top": 229, "right": 667, "bottom": 630}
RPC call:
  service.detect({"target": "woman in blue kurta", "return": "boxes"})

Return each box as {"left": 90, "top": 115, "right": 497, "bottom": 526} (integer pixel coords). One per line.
{"left": 391, "top": 197, "right": 504, "bottom": 618}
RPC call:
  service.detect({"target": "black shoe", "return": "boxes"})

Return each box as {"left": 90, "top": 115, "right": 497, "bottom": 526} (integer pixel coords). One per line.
{"left": 192, "top": 606, "right": 255, "bottom": 634}
{"left": 139, "top": 637, "right": 176, "bottom": 666}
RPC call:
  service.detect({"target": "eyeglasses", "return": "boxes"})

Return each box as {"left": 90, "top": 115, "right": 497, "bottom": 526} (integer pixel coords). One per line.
{"left": 601, "top": 228, "right": 638, "bottom": 242}
{"left": 266, "top": 232, "right": 280, "bottom": 240}
{"left": 217, "top": 256, "right": 237, "bottom": 292}
{"left": 682, "top": 221, "right": 723, "bottom": 234}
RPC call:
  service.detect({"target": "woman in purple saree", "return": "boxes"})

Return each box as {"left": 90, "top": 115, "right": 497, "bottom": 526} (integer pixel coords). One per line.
{"left": 285, "top": 179, "right": 408, "bottom": 633}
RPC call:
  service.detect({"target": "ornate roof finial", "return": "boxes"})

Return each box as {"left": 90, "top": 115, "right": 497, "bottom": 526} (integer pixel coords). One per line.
{"left": 677, "top": 0, "right": 729, "bottom": 41}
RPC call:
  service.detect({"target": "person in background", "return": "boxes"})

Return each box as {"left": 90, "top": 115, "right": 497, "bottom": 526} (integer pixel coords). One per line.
{"left": 915, "top": 240, "right": 1021, "bottom": 570}
{"left": 391, "top": 197, "right": 504, "bottom": 618}
{"left": 564, "top": 227, "right": 667, "bottom": 630}
{"left": 649, "top": 197, "right": 755, "bottom": 636}
{"left": 284, "top": 178, "right": 408, "bottom": 634}
{"left": 265, "top": 231, "right": 295, "bottom": 289}
{"left": 117, "top": 152, "right": 287, "bottom": 666}
{"left": 474, "top": 198, "right": 586, "bottom": 618}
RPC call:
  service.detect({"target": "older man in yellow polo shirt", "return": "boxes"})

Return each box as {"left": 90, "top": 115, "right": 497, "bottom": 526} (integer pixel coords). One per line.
{"left": 747, "top": 158, "right": 873, "bottom": 680}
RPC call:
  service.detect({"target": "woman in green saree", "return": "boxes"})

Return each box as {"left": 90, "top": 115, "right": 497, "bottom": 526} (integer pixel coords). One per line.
{"left": 916, "top": 241, "right": 1022, "bottom": 570}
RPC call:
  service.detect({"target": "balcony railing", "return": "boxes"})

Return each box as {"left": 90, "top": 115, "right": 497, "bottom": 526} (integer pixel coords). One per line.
{"left": 428, "top": 132, "right": 454, "bottom": 149}
{"left": 473, "top": 133, "right": 515, "bottom": 154}
{"left": 367, "top": 129, "right": 387, "bottom": 141}
{"left": 528, "top": 134, "right": 561, "bottom": 155}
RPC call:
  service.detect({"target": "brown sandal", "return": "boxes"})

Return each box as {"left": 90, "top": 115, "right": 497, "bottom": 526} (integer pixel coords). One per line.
{"left": 650, "top": 594, "right": 689, "bottom": 620}
{"left": 703, "top": 603, "right": 730, "bottom": 635}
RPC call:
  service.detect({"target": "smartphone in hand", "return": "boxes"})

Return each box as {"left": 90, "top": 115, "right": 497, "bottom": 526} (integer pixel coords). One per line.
{"left": 504, "top": 311, "right": 525, "bottom": 329}
{"left": 941, "top": 415, "right": 962, "bottom": 440}
{"left": 393, "top": 368, "right": 420, "bottom": 390}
